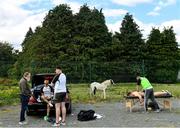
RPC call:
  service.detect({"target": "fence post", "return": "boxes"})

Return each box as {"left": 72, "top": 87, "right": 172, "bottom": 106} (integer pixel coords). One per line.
{"left": 142, "top": 59, "right": 145, "bottom": 76}
{"left": 89, "top": 62, "right": 92, "bottom": 83}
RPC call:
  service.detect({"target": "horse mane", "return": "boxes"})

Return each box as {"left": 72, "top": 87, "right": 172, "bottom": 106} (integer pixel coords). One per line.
{"left": 101, "top": 79, "right": 113, "bottom": 85}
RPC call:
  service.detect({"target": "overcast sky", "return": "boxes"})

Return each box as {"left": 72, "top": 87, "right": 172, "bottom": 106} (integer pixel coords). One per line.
{"left": 0, "top": 0, "right": 180, "bottom": 50}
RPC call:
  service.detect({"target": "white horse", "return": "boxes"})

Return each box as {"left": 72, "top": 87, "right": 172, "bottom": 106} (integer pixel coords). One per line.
{"left": 90, "top": 79, "right": 115, "bottom": 99}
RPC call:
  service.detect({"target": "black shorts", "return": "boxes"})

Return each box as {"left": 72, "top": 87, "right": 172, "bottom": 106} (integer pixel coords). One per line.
{"left": 54, "top": 92, "right": 66, "bottom": 103}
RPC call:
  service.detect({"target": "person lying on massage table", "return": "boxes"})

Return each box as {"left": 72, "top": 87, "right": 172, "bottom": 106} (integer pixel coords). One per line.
{"left": 127, "top": 90, "right": 172, "bottom": 105}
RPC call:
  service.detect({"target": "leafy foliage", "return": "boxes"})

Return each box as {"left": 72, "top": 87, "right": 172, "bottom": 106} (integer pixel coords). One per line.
{"left": 110, "top": 13, "right": 145, "bottom": 78}
{"left": 2, "top": 4, "right": 179, "bottom": 83}
{"left": 113, "top": 13, "right": 145, "bottom": 61}
{"left": 0, "top": 42, "right": 17, "bottom": 77}
{"left": 145, "top": 27, "right": 179, "bottom": 83}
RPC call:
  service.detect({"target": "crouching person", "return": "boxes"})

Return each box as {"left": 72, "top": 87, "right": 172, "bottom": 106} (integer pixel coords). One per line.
{"left": 40, "top": 79, "right": 54, "bottom": 120}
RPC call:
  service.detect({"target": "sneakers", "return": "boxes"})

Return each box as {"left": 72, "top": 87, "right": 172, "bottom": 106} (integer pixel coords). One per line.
{"left": 154, "top": 109, "right": 161, "bottom": 113}
{"left": 19, "top": 121, "right": 27, "bottom": 125}
{"left": 44, "top": 116, "right": 49, "bottom": 121}
{"left": 60, "top": 121, "right": 66, "bottom": 126}
{"left": 52, "top": 123, "right": 60, "bottom": 127}
{"left": 52, "top": 121, "right": 66, "bottom": 126}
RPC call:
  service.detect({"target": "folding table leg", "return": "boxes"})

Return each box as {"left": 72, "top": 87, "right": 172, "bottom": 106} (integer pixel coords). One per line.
{"left": 163, "top": 100, "right": 171, "bottom": 111}
{"left": 126, "top": 100, "right": 133, "bottom": 112}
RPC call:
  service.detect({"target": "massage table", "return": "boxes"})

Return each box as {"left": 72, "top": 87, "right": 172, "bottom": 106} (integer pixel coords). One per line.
{"left": 125, "top": 94, "right": 173, "bottom": 112}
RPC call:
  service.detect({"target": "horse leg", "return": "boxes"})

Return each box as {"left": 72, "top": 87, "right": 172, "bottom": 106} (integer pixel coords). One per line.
{"left": 90, "top": 85, "right": 96, "bottom": 97}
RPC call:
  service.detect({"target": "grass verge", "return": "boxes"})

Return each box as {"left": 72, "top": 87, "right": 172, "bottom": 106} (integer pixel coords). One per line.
{"left": 0, "top": 77, "right": 180, "bottom": 106}
{"left": 0, "top": 78, "right": 20, "bottom": 106}
{"left": 68, "top": 83, "right": 180, "bottom": 104}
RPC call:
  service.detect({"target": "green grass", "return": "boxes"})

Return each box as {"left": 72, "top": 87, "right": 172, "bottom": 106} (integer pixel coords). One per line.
{"left": 68, "top": 83, "right": 180, "bottom": 104}
{"left": 0, "top": 78, "right": 20, "bottom": 106}
{"left": 0, "top": 77, "right": 180, "bottom": 106}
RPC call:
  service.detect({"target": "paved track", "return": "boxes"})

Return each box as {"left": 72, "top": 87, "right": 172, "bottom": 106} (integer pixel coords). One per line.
{"left": 0, "top": 99, "right": 180, "bottom": 127}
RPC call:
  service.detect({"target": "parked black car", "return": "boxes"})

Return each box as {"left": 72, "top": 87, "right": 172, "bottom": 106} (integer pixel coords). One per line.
{"left": 27, "top": 73, "right": 72, "bottom": 116}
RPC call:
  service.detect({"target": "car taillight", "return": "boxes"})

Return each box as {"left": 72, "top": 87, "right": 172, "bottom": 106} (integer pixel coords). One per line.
{"left": 28, "top": 96, "right": 37, "bottom": 104}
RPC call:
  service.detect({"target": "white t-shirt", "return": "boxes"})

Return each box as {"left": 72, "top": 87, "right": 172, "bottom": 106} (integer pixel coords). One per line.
{"left": 41, "top": 86, "right": 53, "bottom": 97}
{"left": 54, "top": 73, "right": 67, "bottom": 93}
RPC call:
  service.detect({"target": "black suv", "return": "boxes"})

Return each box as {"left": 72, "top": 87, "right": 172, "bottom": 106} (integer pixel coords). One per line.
{"left": 27, "top": 73, "right": 72, "bottom": 116}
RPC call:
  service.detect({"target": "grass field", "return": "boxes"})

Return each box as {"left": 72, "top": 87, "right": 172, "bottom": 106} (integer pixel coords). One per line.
{"left": 0, "top": 78, "right": 180, "bottom": 106}
{"left": 68, "top": 83, "right": 180, "bottom": 103}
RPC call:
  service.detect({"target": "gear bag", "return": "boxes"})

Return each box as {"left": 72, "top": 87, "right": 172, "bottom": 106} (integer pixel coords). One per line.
{"left": 77, "top": 109, "right": 96, "bottom": 121}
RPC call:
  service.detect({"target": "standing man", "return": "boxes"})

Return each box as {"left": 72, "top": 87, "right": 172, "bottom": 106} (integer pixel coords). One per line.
{"left": 19, "top": 72, "right": 31, "bottom": 125}
{"left": 136, "top": 73, "right": 160, "bottom": 112}
{"left": 52, "top": 67, "right": 67, "bottom": 126}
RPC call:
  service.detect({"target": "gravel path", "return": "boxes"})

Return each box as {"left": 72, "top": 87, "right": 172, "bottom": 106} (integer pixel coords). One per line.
{"left": 0, "top": 99, "right": 180, "bottom": 127}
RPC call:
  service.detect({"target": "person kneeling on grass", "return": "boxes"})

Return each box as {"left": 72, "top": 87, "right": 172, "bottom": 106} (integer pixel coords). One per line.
{"left": 40, "top": 79, "right": 54, "bottom": 120}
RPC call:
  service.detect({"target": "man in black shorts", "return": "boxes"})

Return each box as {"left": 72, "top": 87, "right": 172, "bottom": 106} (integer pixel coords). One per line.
{"left": 51, "top": 67, "right": 67, "bottom": 126}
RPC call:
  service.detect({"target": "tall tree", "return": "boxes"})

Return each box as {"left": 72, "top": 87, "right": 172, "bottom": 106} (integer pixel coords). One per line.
{"left": 18, "top": 4, "right": 74, "bottom": 70}
{"left": 157, "top": 27, "right": 179, "bottom": 82}
{"left": 73, "top": 4, "right": 112, "bottom": 61}
{"left": 22, "top": 27, "right": 33, "bottom": 51}
{"left": 145, "top": 28, "right": 161, "bottom": 81}
{"left": 146, "top": 27, "right": 179, "bottom": 83}
{"left": 145, "top": 28, "right": 161, "bottom": 60}
{"left": 0, "top": 42, "right": 16, "bottom": 77}
{"left": 116, "top": 13, "right": 145, "bottom": 61}
{"left": 69, "top": 5, "right": 113, "bottom": 81}
{"left": 42, "top": 4, "right": 74, "bottom": 63}
{"left": 112, "top": 13, "right": 145, "bottom": 77}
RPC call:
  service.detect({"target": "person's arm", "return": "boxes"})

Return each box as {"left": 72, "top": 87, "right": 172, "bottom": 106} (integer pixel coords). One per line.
{"left": 136, "top": 85, "right": 139, "bottom": 91}
{"left": 40, "top": 87, "right": 44, "bottom": 97}
{"left": 49, "top": 85, "right": 54, "bottom": 93}
{"left": 137, "top": 92, "right": 143, "bottom": 102}
{"left": 132, "top": 91, "right": 143, "bottom": 102}
{"left": 59, "top": 74, "right": 66, "bottom": 87}
{"left": 66, "top": 88, "right": 69, "bottom": 93}
{"left": 51, "top": 74, "right": 60, "bottom": 85}
{"left": 20, "top": 79, "right": 26, "bottom": 94}
{"left": 27, "top": 84, "right": 32, "bottom": 96}
{"left": 60, "top": 74, "right": 67, "bottom": 99}
{"left": 136, "top": 79, "right": 141, "bottom": 91}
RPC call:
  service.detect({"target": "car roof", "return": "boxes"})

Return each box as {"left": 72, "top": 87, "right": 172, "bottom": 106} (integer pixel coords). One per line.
{"left": 33, "top": 73, "right": 55, "bottom": 76}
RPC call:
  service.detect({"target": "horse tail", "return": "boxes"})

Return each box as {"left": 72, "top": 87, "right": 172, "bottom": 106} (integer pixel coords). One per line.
{"left": 93, "top": 86, "right": 97, "bottom": 95}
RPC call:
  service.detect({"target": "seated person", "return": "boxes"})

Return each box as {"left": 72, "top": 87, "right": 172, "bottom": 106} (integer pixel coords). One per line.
{"left": 40, "top": 79, "right": 54, "bottom": 120}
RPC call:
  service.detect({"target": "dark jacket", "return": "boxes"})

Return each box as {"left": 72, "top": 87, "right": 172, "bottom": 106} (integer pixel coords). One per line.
{"left": 19, "top": 77, "right": 31, "bottom": 96}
